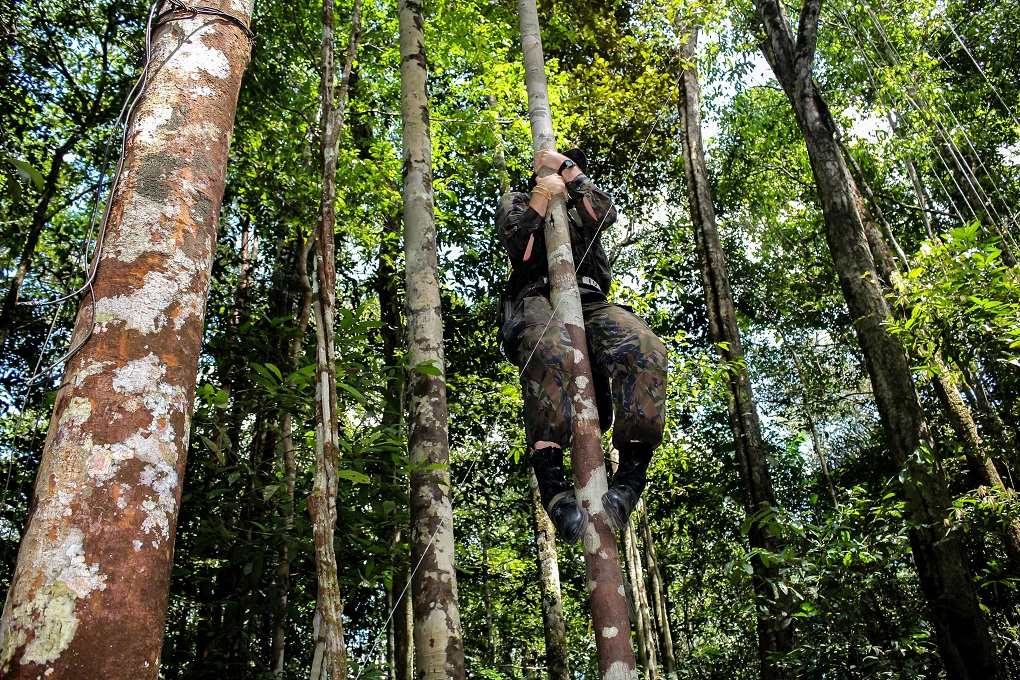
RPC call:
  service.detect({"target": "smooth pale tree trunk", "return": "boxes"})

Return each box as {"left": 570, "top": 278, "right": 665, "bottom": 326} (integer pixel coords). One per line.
{"left": 623, "top": 519, "right": 658, "bottom": 679}
{"left": 399, "top": 2, "right": 465, "bottom": 678}
{"left": 754, "top": 1, "right": 1001, "bottom": 676}
{"left": 528, "top": 473, "right": 569, "bottom": 680}
{"left": 636, "top": 503, "right": 676, "bottom": 677}
{"left": 0, "top": 3, "right": 253, "bottom": 677}
{"left": 308, "top": 0, "right": 361, "bottom": 676}
{"left": 677, "top": 25, "right": 794, "bottom": 678}
{"left": 517, "top": 1, "right": 637, "bottom": 676}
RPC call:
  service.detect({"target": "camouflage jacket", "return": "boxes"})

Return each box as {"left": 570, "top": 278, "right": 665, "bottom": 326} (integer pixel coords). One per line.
{"left": 494, "top": 173, "right": 617, "bottom": 303}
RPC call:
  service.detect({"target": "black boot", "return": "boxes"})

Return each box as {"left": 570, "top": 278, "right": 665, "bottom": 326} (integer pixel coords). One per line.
{"left": 531, "top": 446, "right": 589, "bottom": 545}
{"left": 603, "top": 443, "right": 654, "bottom": 530}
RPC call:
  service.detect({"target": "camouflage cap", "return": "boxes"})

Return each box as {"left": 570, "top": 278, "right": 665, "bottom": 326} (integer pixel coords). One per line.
{"left": 495, "top": 191, "right": 530, "bottom": 230}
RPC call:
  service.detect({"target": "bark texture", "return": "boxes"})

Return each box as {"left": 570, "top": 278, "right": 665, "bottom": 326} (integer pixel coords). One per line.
{"left": 636, "top": 503, "right": 676, "bottom": 677}
{"left": 754, "top": 1, "right": 1001, "bottom": 677}
{"left": 308, "top": 0, "right": 362, "bottom": 676}
{"left": 518, "top": 0, "right": 637, "bottom": 676}
{"left": 399, "top": 2, "right": 465, "bottom": 677}
{"left": 529, "top": 473, "right": 569, "bottom": 680}
{"left": 677, "top": 26, "right": 794, "bottom": 678}
{"left": 0, "top": 3, "right": 253, "bottom": 677}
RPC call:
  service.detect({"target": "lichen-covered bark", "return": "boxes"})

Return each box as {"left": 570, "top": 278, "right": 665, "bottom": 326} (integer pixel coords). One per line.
{"left": 0, "top": 3, "right": 253, "bottom": 678}
{"left": 529, "top": 473, "right": 568, "bottom": 680}
{"left": 517, "top": 1, "right": 636, "bottom": 677}
{"left": 677, "top": 25, "right": 793, "bottom": 678}
{"left": 754, "top": 1, "right": 1002, "bottom": 676}
{"left": 307, "top": 0, "right": 361, "bottom": 676}
{"left": 399, "top": 2, "right": 465, "bottom": 678}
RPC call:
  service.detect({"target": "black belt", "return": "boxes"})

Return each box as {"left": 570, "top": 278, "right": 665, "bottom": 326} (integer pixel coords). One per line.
{"left": 516, "top": 275, "right": 603, "bottom": 305}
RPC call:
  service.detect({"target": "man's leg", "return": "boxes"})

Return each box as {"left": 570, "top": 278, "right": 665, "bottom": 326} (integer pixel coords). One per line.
{"left": 584, "top": 301, "right": 668, "bottom": 529}
{"left": 512, "top": 295, "right": 589, "bottom": 544}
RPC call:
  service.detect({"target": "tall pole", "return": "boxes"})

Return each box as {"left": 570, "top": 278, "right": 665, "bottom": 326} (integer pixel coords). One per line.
{"left": 400, "top": 0, "right": 466, "bottom": 677}
{"left": 0, "top": 2, "right": 254, "bottom": 678}
{"left": 517, "top": 1, "right": 637, "bottom": 677}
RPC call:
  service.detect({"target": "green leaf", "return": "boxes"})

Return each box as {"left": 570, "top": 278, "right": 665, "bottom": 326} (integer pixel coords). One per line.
{"left": 5, "top": 157, "right": 45, "bottom": 189}
{"left": 337, "top": 469, "right": 371, "bottom": 485}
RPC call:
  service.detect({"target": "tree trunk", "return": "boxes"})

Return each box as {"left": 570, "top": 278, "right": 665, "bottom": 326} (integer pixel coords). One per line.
{"left": 624, "top": 517, "right": 658, "bottom": 679}
{"left": 754, "top": 1, "right": 1002, "bottom": 676}
{"left": 272, "top": 229, "right": 315, "bottom": 675}
{"left": 308, "top": 0, "right": 361, "bottom": 676}
{"left": 0, "top": 3, "right": 253, "bottom": 677}
{"left": 517, "top": 1, "right": 637, "bottom": 675}
{"left": 677, "top": 25, "right": 794, "bottom": 678}
{"left": 399, "top": 1, "right": 466, "bottom": 677}
{"left": 636, "top": 502, "right": 676, "bottom": 677}
{"left": 528, "top": 473, "right": 569, "bottom": 680}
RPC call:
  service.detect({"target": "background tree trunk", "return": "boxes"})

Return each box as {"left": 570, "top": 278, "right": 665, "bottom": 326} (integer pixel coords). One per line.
{"left": 0, "top": 3, "right": 253, "bottom": 677}
{"left": 754, "top": 0, "right": 1002, "bottom": 676}
{"left": 308, "top": 0, "right": 361, "bottom": 676}
{"left": 399, "top": 0, "right": 465, "bottom": 677}
{"left": 528, "top": 473, "right": 569, "bottom": 680}
{"left": 636, "top": 502, "right": 676, "bottom": 677}
{"left": 677, "top": 24, "right": 794, "bottom": 678}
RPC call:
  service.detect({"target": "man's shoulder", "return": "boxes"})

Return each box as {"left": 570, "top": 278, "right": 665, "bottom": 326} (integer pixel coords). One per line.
{"left": 495, "top": 192, "right": 531, "bottom": 228}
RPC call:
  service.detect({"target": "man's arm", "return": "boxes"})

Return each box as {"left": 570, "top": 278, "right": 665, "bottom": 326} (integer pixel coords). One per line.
{"left": 496, "top": 174, "right": 568, "bottom": 263}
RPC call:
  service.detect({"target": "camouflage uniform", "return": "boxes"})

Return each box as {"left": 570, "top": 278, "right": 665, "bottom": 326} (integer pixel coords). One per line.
{"left": 495, "top": 174, "right": 667, "bottom": 452}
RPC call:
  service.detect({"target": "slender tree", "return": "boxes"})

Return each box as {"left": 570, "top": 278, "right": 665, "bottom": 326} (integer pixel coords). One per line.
{"left": 677, "top": 24, "right": 794, "bottom": 678}
{"left": 528, "top": 473, "right": 569, "bottom": 680}
{"left": 399, "top": 0, "right": 465, "bottom": 676}
{"left": 517, "top": 0, "right": 637, "bottom": 675}
{"left": 0, "top": 2, "right": 253, "bottom": 677}
{"left": 753, "top": 0, "right": 1002, "bottom": 676}
{"left": 308, "top": 0, "right": 362, "bottom": 675}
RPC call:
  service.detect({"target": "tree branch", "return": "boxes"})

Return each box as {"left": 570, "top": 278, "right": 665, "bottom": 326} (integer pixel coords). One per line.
{"left": 794, "top": 0, "right": 823, "bottom": 81}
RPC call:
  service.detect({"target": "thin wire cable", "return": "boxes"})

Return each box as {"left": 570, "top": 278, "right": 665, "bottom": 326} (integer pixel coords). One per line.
{"left": 838, "top": 9, "right": 982, "bottom": 227}
{"left": 352, "top": 66, "right": 680, "bottom": 680}
{"left": 856, "top": 1, "right": 1014, "bottom": 236}
{"left": 942, "top": 17, "right": 1020, "bottom": 130}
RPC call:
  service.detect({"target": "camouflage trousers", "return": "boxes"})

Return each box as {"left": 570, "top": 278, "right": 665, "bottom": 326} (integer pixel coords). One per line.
{"left": 503, "top": 293, "right": 667, "bottom": 450}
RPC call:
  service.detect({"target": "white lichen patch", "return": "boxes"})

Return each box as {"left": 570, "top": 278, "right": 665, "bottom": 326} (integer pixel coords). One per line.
{"left": 139, "top": 459, "right": 179, "bottom": 545}
{"left": 188, "top": 85, "right": 215, "bottom": 98}
{"left": 58, "top": 397, "right": 92, "bottom": 429}
{"left": 73, "top": 359, "right": 111, "bottom": 388}
{"left": 133, "top": 540, "right": 143, "bottom": 552}
{"left": 575, "top": 375, "right": 589, "bottom": 391}
{"left": 106, "top": 194, "right": 179, "bottom": 263}
{"left": 587, "top": 579, "right": 597, "bottom": 593}
{"left": 618, "top": 584, "right": 626, "bottom": 597}
{"left": 603, "top": 661, "right": 638, "bottom": 680}
{"left": 133, "top": 106, "right": 173, "bottom": 145}
{"left": 576, "top": 472, "right": 608, "bottom": 509}
{"left": 602, "top": 626, "right": 619, "bottom": 638}
{"left": 0, "top": 528, "right": 107, "bottom": 667}
{"left": 164, "top": 22, "right": 232, "bottom": 81}
{"left": 95, "top": 250, "right": 207, "bottom": 337}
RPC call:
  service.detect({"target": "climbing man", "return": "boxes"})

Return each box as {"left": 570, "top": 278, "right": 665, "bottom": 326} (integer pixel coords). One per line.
{"left": 495, "top": 148, "right": 667, "bottom": 545}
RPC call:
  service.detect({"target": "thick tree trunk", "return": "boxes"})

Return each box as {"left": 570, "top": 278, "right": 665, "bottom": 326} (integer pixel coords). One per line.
{"left": 0, "top": 3, "right": 253, "bottom": 677}
{"left": 399, "top": 2, "right": 465, "bottom": 678}
{"left": 636, "top": 503, "right": 676, "bottom": 677}
{"left": 754, "top": 1, "right": 1002, "bottom": 676}
{"left": 677, "top": 25, "right": 794, "bottom": 678}
{"left": 308, "top": 0, "right": 361, "bottom": 676}
{"left": 528, "top": 473, "right": 569, "bottom": 680}
{"left": 517, "top": 1, "right": 637, "bottom": 676}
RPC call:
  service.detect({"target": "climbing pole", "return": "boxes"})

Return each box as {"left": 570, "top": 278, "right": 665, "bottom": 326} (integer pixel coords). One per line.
{"left": 516, "top": 1, "right": 638, "bottom": 677}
